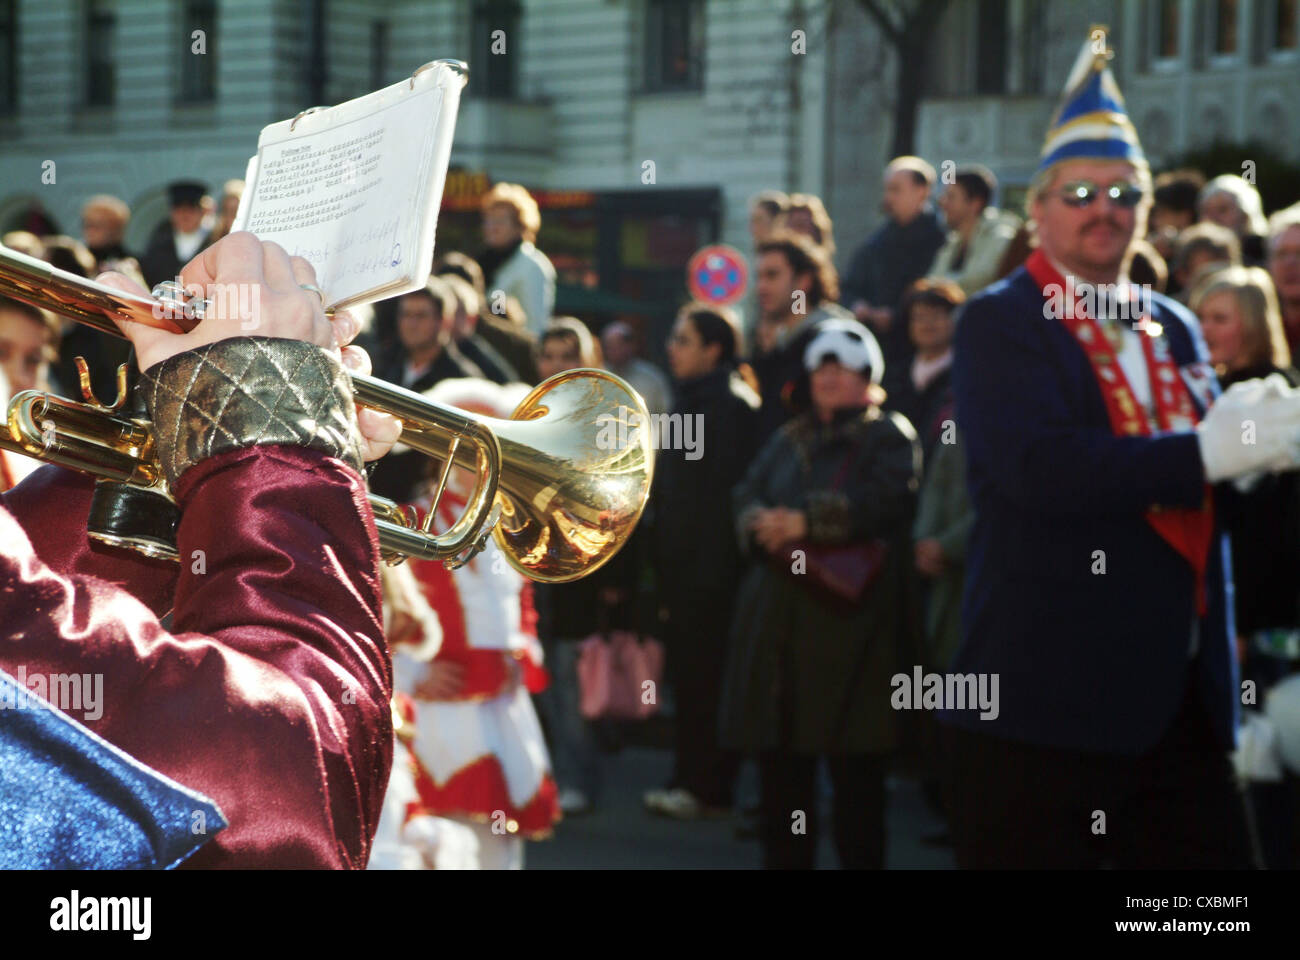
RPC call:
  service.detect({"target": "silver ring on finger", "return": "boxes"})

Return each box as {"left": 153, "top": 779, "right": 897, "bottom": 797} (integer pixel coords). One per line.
{"left": 299, "top": 283, "right": 325, "bottom": 306}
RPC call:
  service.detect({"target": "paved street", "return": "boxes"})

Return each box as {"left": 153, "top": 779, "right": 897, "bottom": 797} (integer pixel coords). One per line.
{"left": 527, "top": 743, "right": 956, "bottom": 870}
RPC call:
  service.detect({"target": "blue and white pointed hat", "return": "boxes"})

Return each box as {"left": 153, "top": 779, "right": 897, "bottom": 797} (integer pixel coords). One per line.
{"left": 1038, "top": 25, "right": 1146, "bottom": 176}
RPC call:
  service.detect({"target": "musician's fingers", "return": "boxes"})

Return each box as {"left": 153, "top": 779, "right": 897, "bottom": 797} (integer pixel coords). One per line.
{"left": 260, "top": 241, "right": 299, "bottom": 293}
{"left": 288, "top": 255, "right": 318, "bottom": 290}
{"left": 341, "top": 344, "right": 371, "bottom": 376}
{"left": 357, "top": 407, "right": 402, "bottom": 462}
{"left": 331, "top": 309, "right": 360, "bottom": 347}
{"left": 97, "top": 271, "right": 167, "bottom": 362}
{"left": 183, "top": 230, "right": 260, "bottom": 292}
{"left": 258, "top": 243, "right": 333, "bottom": 348}
{"left": 287, "top": 255, "right": 335, "bottom": 342}
{"left": 284, "top": 254, "right": 335, "bottom": 348}
{"left": 94, "top": 270, "right": 151, "bottom": 298}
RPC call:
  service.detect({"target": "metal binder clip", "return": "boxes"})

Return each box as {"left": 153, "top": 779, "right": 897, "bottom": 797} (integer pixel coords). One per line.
{"left": 289, "top": 105, "right": 328, "bottom": 131}
{"left": 410, "top": 59, "right": 469, "bottom": 89}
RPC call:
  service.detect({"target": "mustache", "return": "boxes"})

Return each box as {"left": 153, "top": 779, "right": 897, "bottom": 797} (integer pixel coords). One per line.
{"left": 1082, "top": 216, "right": 1124, "bottom": 233}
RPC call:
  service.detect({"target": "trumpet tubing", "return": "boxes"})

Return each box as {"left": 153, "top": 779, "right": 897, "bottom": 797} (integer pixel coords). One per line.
{"left": 0, "top": 245, "right": 654, "bottom": 582}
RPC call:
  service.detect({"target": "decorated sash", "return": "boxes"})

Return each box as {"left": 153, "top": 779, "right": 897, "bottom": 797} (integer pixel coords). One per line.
{"left": 1026, "top": 249, "right": 1214, "bottom": 613}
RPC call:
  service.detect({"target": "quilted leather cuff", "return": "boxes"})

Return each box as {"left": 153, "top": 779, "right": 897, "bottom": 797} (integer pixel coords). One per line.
{"left": 139, "top": 337, "right": 364, "bottom": 489}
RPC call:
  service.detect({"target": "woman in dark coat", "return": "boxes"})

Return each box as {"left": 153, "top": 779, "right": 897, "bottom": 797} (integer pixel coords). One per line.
{"left": 530, "top": 319, "right": 638, "bottom": 816}
{"left": 887, "top": 278, "right": 965, "bottom": 468}
{"left": 646, "top": 303, "right": 761, "bottom": 819}
{"left": 1193, "top": 266, "right": 1300, "bottom": 868}
{"left": 720, "top": 318, "right": 921, "bottom": 869}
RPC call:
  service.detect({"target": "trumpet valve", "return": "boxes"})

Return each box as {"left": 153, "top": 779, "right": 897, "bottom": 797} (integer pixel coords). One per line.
{"left": 75, "top": 358, "right": 129, "bottom": 412}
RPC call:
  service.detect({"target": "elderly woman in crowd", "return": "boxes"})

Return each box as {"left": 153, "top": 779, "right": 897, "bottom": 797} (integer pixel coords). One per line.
{"left": 479, "top": 183, "right": 556, "bottom": 336}
{"left": 720, "top": 318, "right": 921, "bottom": 869}
{"left": 1199, "top": 174, "right": 1270, "bottom": 265}
{"left": 79, "top": 194, "right": 132, "bottom": 266}
{"left": 1191, "top": 265, "right": 1300, "bottom": 868}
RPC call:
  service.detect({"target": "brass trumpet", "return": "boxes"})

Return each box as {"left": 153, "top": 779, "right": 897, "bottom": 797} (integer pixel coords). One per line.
{"left": 0, "top": 245, "right": 654, "bottom": 583}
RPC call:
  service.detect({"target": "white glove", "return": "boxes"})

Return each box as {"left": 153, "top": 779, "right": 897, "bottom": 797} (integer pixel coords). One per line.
{"left": 1196, "top": 374, "right": 1300, "bottom": 482}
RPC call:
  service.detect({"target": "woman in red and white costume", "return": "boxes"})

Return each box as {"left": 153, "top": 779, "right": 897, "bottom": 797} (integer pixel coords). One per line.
{"left": 374, "top": 378, "right": 560, "bottom": 869}
{"left": 368, "top": 563, "right": 444, "bottom": 870}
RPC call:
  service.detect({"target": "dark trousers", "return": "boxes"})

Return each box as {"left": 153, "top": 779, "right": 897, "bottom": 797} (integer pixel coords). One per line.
{"left": 664, "top": 587, "right": 739, "bottom": 806}
{"left": 945, "top": 678, "right": 1255, "bottom": 869}
{"left": 758, "top": 751, "right": 887, "bottom": 869}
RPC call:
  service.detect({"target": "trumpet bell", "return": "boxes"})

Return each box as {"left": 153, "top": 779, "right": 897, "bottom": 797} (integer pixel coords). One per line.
{"left": 492, "top": 369, "right": 654, "bottom": 583}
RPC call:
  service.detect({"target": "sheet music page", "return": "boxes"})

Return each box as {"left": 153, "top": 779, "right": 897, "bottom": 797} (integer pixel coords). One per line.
{"left": 234, "top": 75, "right": 455, "bottom": 309}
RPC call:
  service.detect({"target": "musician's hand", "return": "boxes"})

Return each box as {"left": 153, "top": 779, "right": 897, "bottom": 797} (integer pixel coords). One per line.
{"left": 97, "top": 231, "right": 333, "bottom": 372}
{"left": 332, "top": 312, "right": 403, "bottom": 462}
{"left": 98, "top": 232, "right": 401, "bottom": 461}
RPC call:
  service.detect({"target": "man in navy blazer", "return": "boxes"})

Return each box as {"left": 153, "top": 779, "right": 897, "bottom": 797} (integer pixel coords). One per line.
{"left": 940, "top": 30, "right": 1300, "bottom": 869}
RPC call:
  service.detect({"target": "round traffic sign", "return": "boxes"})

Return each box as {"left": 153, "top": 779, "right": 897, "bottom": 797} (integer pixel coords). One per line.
{"left": 687, "top": 245, "right": 749, "bottom": 306}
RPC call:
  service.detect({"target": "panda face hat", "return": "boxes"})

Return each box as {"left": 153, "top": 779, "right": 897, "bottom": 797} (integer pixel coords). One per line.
{"left": 802, "top": 318, "right": 884, "bottom": 385}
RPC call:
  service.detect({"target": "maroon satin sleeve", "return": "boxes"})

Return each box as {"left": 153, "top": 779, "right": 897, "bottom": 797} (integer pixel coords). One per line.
{"left": 0, "top": 447, "right": 392, "bottom": 869}
{"left": 0, "top": 465, "right": 177, "bottom": 616}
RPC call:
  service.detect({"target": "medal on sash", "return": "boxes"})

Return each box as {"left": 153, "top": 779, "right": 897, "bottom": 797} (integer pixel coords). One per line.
{"left": 1026, "top": 249, "right": 1215, "bottom": 613}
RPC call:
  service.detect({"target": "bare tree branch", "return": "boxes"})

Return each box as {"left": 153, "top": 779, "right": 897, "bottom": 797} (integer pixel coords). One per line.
{"left": 855, "top": 0, "right": 901, "bottom": 44}
{"left": 850, "top": 0, "right": 956, "bottom": 155}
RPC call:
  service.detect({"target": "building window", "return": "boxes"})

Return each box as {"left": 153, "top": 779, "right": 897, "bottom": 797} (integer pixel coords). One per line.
{"left": 1277, "top": 0, "right": 1299, "bottom": 49}
{"left": 1018, "top": 0, "right": 1046, "bottom": 94}
{"left": 304, "top": 0, "right": 326, "bottom": 105}
{"left": 179, "top": 0, "right": 217, "bottom": 103}
{"left": 1153, "top": 0, "right": 1181, "bottom": 60}
{"left": 471, "top": 1, "right": 520, "bottom": 99}
{"left": 1212, "top": 0, "right": 1239, "bottom": 55}
{"left": 370, "top": 20, "right": 388, "bottom": 89}
{"left": 644, "top": 0, "right": 703, "bottom": 92}
{"left": 0, "top": 0, "right": 16, "bottom": 115}
{"left": 84, "top": 0, "right": 116, "bottom": 107}
{"left": 975, "top": 0, "right": 1008, "bottom": 94}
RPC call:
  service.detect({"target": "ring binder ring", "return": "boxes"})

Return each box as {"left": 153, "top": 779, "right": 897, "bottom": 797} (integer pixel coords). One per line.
{"left": 410, "top": 59, "right": 469, "bottom": 89}
{"left": 289, "top": 106, "right": 329, "bottom": 132}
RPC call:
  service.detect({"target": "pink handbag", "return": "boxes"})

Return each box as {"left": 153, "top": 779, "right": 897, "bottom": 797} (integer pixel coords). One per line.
{"left": 577, "top": 631, "right": 664, "bottom": 720}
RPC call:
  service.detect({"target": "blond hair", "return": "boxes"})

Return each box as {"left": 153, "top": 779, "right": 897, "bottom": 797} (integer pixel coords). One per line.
{"left": 81, "top": 194, "right": 130, "bottom": 228}
{"left": 1188, "top": 265, "right": 1290, "bottom": 370}
{"left": 482, "top": 182, "right": 542, "bottom": 243}
{"left": 779, "top": 193, "right": 836, "bottom": 258}
{"left": 441, "top": 272, "right": 480, "bottom": 318}
{"left": 1268, "top": 202, "right": 1300, "bottom": 255}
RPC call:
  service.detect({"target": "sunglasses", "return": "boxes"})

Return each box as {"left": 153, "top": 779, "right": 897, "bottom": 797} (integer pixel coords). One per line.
{"left": 1057, "top": 181, "right": 1146, "bottom": 209}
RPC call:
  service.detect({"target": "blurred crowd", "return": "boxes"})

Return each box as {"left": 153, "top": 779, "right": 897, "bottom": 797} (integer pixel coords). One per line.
{"left": 2, "top": 157, "right": 1299, "bottom": 870}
